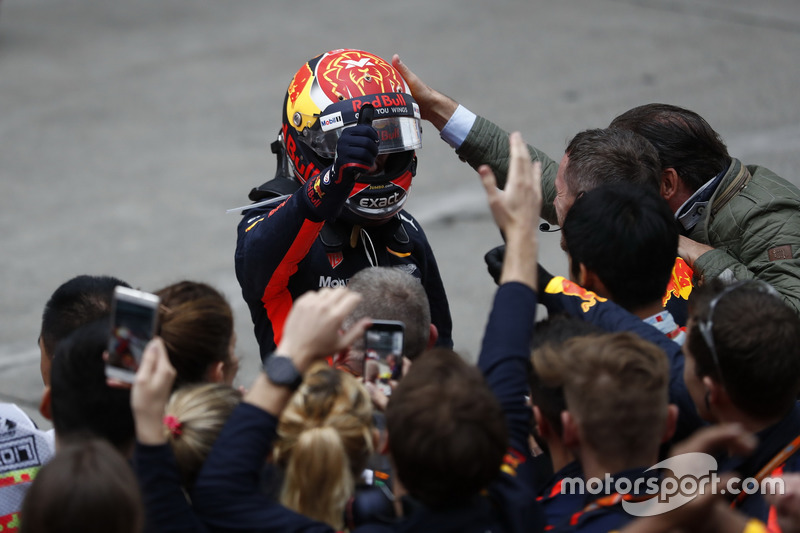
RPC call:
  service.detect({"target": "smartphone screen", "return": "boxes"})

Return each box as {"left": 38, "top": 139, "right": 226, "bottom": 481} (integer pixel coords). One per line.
{"left": 363, "top": 320, "right": 404, "bottom": 392}
{"left": 105, "top": 286, "right": 160, "bottom": 383}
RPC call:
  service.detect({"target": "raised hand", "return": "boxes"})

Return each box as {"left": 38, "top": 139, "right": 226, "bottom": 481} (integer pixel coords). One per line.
{"left": 392, "top": 54, "right": 458, "bottom": 131}
{"left": 131, "top": 338, "right": 177, "bottom": 445}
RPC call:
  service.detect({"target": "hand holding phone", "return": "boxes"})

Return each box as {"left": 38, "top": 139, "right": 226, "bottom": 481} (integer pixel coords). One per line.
{"left": 363, "top": 320, "right": 404, "bottom": 394}
{"left": 105, "top": 286, "right": 160, "bottom": 383}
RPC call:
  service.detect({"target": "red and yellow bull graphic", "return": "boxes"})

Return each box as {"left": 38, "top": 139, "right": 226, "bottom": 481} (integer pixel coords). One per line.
{"left": 662, "top": 257, "right": 694, "bottom": 306}
{"left": 287, "top": 63, "right": 313, "bottom": 106}
{"left": 545, "top": 277, "right": 607, "bottom": 313}
{"left": 316, "top": 50, "right": 407, "bottom": 100}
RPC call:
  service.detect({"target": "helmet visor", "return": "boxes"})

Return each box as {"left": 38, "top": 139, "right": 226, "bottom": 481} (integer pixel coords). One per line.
{"left": 301, "top": 116, "right": 422, "bottom": 158}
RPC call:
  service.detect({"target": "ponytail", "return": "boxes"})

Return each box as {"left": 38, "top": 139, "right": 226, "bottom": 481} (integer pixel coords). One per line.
{"left": 281, "top": 426, "right": 354, "bottom": 529}
{"left": 275, "top": 364, "right": 375, "bottom": 530}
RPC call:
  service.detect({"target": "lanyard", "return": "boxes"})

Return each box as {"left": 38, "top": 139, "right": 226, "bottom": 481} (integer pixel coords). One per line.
{"left": 569, "top": 492, "right": 656, "bottom": 526}
{"left": 731, "top": 433, "right": 800, "bottom": 508}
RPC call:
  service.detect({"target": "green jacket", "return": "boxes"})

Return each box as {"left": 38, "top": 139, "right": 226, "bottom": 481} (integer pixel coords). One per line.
{"left": 456, "top": 115, "right": 800, "bottom": 314}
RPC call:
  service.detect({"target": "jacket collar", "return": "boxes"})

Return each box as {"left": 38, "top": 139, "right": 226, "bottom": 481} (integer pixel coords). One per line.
{"left": 675, "top": 169, "right": 726, "bottom": 233}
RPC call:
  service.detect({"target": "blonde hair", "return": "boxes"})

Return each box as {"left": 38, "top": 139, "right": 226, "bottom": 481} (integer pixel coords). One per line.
{"left": 274, "top": 363, "right": 374, "bottom": 529}
{"left": 164, "top": 383, "right": 242, "bottom": 490}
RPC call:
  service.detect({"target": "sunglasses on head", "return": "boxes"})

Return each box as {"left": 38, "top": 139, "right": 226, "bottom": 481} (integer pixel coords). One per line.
{"left": 696, "top": 279, "right": 780, "bottom": 382}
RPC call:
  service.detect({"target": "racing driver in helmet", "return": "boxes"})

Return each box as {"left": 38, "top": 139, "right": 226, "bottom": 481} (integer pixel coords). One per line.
{"left": 235, "top": 49, "right": 453, "bottom": 362}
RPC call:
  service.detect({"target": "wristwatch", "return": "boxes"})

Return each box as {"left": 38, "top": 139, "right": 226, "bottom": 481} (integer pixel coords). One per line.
{"left": 263, "top": 353, "right": 303, "bottom": 391}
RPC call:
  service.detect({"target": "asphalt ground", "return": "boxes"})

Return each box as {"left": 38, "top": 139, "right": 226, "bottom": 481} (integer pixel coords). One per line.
{"left": 2, "top": 0, "right": 799, "bottom": 429}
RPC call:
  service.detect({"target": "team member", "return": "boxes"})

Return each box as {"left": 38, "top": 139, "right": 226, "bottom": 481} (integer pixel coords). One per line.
{"left": 394, "top": 55, "right": 800, "bottom": 315}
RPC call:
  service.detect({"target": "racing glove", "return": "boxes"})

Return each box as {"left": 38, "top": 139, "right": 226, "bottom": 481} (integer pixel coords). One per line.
{"left": 304, "top": 113, "right": 379, "bottom": 221}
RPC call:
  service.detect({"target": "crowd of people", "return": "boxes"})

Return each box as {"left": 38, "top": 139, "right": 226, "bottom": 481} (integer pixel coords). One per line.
{"left": 4, "top": 48, "right": 800, "bottom": 533}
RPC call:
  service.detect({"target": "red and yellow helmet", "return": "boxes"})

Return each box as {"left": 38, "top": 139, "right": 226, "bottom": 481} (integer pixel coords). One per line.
{"left": 280, "top": 49, "right": 422, "bottom": 223}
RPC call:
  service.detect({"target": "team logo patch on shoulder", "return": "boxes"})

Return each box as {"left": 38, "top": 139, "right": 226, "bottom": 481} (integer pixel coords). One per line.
{"left": 662, "top": 257, "right": 694, "bottom": 305}
{"left": 545, "top": 276, "right": 607, "bottom": 313}
{"left": 327, "top": 252, "right": 343, "bottom": 269}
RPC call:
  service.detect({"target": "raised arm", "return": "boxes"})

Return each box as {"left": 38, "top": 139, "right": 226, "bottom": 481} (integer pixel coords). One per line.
{"left": 392, "top": 54, "right": 559, "bottom": 222}
{"left": 477, "top": 131, "right": 541, "bottom": 453}
{"left": 131, "top": 339, "right": 209, "bottom": 533}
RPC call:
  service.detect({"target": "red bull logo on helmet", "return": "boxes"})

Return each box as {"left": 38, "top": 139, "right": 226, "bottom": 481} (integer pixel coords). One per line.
{"left": 545, "top": 277, "right": 607, "bottom": 313}
{"left": 316, "top": 49, "right": 407, "bottom": 100}
{"left": 288, "top": 63, "right": 313, "bottom": 106}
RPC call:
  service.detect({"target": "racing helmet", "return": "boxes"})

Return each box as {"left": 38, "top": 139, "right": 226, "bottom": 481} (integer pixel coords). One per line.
{"left": 280, "top": 49, "right": 422, "bottom": 223}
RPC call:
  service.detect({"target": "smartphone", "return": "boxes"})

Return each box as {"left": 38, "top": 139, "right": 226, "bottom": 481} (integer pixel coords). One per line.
{"left": 105, "top": 286, "right": 160, "bottom": 383}
{"left": 362, "top": 320, "right": 404, "bottom": 387}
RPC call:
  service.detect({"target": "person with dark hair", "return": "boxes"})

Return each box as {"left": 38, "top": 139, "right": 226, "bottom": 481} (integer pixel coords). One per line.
{"left": 556, "top": 128, "right": 662, "bottom": 226}
{"left": 47, "top": 320, "right": 136, "bottom": 455}
{"left": 0, "top": 275, "right": 129, "bottom": 533}
{"left": 234, "top": 49, "right": 452, "bottom": 363}
{"left": 20, "top": 439, "right": 143, "bottom": 533}
{"left": 562, "top": 183, "right": 685, "bottom": 343}
{"left": 609, "top": 104, "right": 800, "bottom": 313}
{"left": 38, "top": 274, "right": 130, "bottom": 388}
{"left": 608, "top": 104, "right": 730, "bottom": 194}
{"left": 395, "top": 57, "right": 800, "bottom": 315}
{"left": 155, "top": 280, "right": 239, "bottom": 387}
{"left": 683, "top": 278, "right": 800, "bottom": 523}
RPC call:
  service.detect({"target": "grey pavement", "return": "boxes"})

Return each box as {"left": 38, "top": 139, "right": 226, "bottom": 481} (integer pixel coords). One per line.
{"left": 2, "top": 0, "right": 800, "bottom": 429}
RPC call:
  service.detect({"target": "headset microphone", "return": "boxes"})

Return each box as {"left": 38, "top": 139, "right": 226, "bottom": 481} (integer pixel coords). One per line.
{"left": 539, "top": 222, "right": 561, "bottom": 232}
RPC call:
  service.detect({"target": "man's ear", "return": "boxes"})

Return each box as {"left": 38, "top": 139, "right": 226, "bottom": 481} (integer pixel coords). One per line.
{"left": 660, "top": 168, "right": 680, "bottom": 201}
{"left": 703, "top": 376, "right": 728, "bottom": 408}
{"left": 579, "top": 265, "right": 610, "bottom": 298}
{"left": 561, "top": 410, "right": 580, "bottom": 448}
{"left": 533, "top": 405, "right": 551, "bottom": 440}
{"left": 577, "top": 263, "right": 590, "bottom": 288}
{"left": 39, "top": 386, "right": 52, "bottom": 421}
{"left": 662, "top": 404, "right": 679, "bottom": 444}
{"left": 426, "top": 324, "right": 438, "bottom": 349}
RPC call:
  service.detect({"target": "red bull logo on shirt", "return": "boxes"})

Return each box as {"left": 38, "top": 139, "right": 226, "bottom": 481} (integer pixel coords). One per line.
{"left": 545, "top": 277, "right": 607, "bottom": 313}
{"left": 662, "top": 257, "right": 694, "bottom": 306}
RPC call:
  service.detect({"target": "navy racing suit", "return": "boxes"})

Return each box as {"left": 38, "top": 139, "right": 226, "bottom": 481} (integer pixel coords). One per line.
{"left": 235, "top": 179, "right": 453, "bottom": 361}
